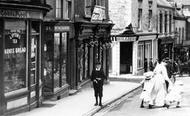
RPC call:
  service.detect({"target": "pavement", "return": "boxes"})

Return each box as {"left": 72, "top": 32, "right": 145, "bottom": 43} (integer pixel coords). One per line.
{"left": 16, "top": 75, "right": 143, "bottom": 116}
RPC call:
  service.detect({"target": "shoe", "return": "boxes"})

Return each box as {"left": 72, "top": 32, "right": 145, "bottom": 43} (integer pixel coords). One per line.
{"left": 99, "top": 103, "right": 103, "bottom": 107}
{"left": 140, "top": 105, "right": 144, "bottom": 108}
{"left": 176, "top": 105, "right": 181, "bottom": 108}
{"left": 94, "top": 103, "right": 98, "bottom": 106}
{"left": 148, "top": 104, "right": 153, "bottom": 109}
{"left": 163, "top": 104, "right": 169, "bottom": 109}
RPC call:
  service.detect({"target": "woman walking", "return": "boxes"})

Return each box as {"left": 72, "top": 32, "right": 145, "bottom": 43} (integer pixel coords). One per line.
{"left": 148, "top": 59, "right": 172, "bottom": 108}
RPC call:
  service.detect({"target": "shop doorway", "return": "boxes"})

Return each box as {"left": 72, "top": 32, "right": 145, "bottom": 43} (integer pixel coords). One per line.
{"left": 120, "top": 42, "right": 133, "bottom": 74}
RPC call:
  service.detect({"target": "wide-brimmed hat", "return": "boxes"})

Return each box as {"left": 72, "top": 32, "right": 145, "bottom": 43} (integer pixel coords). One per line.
{"left": 143, "top": 71, "right": 154, "bottom": 80}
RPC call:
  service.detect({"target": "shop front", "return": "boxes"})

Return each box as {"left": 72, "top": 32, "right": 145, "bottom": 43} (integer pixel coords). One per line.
{"left": 43, "top": 22, "right": 70, "bottom": 99}
{"left": 0, "top": 5, "right": 50, "bottom": 115}
{"left": 158, "top": 36, "right": 174, "bottom": 60}
{"left": 110, "top": 33, "right": 158, "bottom": 76}
{"left": 74, "top": 22, "right": 113, "bottom": 88}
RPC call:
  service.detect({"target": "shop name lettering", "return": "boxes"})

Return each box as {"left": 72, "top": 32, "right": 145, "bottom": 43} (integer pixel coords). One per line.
{"left": 4, "top": 48, "right": 26, "bottom": 54}
{"left": 0, "top": 9, "right": 27, "bottom": 18}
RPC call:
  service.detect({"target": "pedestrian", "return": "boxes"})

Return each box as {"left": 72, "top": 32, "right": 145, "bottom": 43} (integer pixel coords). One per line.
{"left": 144, "top": 58, "right": 148, "bottom": 72}
{"left": 165, "top": 80, "right": 184, "bottom": 108}
{"left": 149, "top": 58, "right": 154, "bottom": 71}
{"left": 91, "top": 62, "right": 106, "bottom": 106}
{"left": 165, "top": 58, "right": 175, "bottom": 88}
{"left": 148, "top": 59, "right": 172, "bottom": 109}
{"left": 140, "top": 71, "right": 154, "bottom": 108}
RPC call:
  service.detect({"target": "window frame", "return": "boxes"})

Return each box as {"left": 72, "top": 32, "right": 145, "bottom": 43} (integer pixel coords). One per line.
{"left": 138, "top": 8, "right": 142, "bottom": 31}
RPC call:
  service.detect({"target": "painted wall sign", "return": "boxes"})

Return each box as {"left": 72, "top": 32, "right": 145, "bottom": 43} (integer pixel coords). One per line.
{"left": 0, "top": 9, "right": 43, "bottom": 19}
{"left": 4, "top": 47, "right": 26, "bottom": 54}
{"left": 54, "top": 26, "right": 70, "bottom": 32}
{"left": 116, "top": 37, "right": 136, "bottom": 41}
{"left": 0, "top": 9, "right": 27, "bottom": 18}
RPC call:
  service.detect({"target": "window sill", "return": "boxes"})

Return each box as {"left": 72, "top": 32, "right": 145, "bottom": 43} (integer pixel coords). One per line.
{"left": 5, "top": 88, "right": 28, "bottom": 100}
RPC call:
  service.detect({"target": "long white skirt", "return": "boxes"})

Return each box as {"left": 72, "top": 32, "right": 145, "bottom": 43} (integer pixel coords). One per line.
{"left": 149, "top": 74, "right": 167, "bottom": 106}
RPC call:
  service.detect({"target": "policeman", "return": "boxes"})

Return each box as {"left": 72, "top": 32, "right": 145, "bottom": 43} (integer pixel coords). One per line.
{"left": 91, "top": 62, "right": 106, "bottom": 106}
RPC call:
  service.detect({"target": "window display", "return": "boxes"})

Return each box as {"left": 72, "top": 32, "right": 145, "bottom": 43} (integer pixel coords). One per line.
{"left": 4, "top": 20, "right": 27, "bottom": 93}
{"left": 44, "top": 32, "right": 67, "bottom": 92}
{"left": 30, "top": 21, "right": 39, "bottom": 85}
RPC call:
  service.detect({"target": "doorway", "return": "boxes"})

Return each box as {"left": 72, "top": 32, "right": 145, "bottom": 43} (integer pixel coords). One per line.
{"left": 120, "top": 42, "right": 133, "bottom": 74}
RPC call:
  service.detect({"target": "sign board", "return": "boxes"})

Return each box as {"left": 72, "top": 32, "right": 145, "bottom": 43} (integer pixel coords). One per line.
{"left": 91, "top": 5, "right": 106, "bottom": 22}
{"left": 116, "top": 37, "right": 136, "bottom": 42}
{"left": 0, "top": 9, "right": 43, "bottom": 19}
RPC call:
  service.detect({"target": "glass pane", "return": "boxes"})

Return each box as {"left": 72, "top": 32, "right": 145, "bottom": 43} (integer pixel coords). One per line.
{"left": 61, "top": 32, "right": 67, "bottom": 86}
{"left": 54, "top": 33, "right": 60, "bottom": 88}
{"left": 44, "top": 33, "right": 54, "bottom": 92}
{"left": 30, "top": 21, "right": 39, "bottom": 85}
{"left": 4, "top": 20, "right": 27, "bottom": 93}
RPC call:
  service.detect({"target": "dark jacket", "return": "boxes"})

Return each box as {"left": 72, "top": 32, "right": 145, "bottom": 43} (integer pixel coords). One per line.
{"left": 91, "top": 69, "right": 106, "bottom": 85}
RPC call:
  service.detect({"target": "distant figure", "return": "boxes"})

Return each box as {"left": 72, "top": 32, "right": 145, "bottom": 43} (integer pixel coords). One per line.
{"left": 149, "top": 58, "right": 154, "bottom": 71}
{"left": 91, "top": 62, "right": 106, "bottom": 106}
{"left": 144, "top": 58, "right": 148, "bottom": 72}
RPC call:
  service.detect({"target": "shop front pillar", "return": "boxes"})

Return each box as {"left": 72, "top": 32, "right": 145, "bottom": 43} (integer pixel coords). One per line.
{"left": 0, "top": 19, "right": 6, "bottom": 115}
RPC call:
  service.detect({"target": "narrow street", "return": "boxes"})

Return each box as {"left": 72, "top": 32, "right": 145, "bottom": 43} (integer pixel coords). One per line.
{"left": 94, "top": 76, "right": 190, "bottom": 116}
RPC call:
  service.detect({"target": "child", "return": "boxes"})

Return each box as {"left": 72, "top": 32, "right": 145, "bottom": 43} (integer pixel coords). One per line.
{"left": 140, "top": 71, "right": 154, "bottom": 108}
{"left": 165, "top": 80, "right": 184, "bottom": 108}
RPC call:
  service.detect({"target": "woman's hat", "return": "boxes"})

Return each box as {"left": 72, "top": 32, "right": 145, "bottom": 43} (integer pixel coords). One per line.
{"left": 143, "top": 71, "right": 154, "bottom": 80}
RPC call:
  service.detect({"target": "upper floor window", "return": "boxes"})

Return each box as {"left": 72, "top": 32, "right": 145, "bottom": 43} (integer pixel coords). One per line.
{"left": 169, "top": 13, "right": 172, "bottom": 34}
{"left": 148, "top": 10, "right": 152, "bottom": 30}
{"left": 182, "top": 28, "right": 184, "bottom": 42}
{"left": 85, "top": 0, "right": 92, "bottom": 17}
{"left": 138, "top": 8, "right": 142, "bottom": 30}
{"left": 159, "top": 12, "right": 163, "bottom": 33}
{"left": 165, "top": 12, "right": 167, "bottom": 33}
{"left": 95, "top": 0, "right": 105, "bottom": 7}
{"left": 56, "top": 0, "right": 72, "bottom": 19}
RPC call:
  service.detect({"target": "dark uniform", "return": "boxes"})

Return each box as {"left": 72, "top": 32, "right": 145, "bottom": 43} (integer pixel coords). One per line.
{"left": 91, "top": 69, "right": 106, "bottom": 106}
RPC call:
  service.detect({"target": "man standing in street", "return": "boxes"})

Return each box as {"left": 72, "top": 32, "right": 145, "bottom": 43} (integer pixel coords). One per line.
{"left": 91, "top": 62, "right": 106, "bottom": 106}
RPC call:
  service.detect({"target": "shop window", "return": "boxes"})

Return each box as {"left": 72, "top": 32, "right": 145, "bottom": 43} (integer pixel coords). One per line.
{"left": 44, "top": 31, "right": 67, "bottom": 92}
{"left": 54, "top": 33, "right": 61, "bottom": 88}
{"left": 61, "top": 33, "right": 67, "bottom": 86}
{"left": 30, "top": 21, "right": 40, "bottom": 85}
{"left": 4, "top": 20, "right": 27, "bottom": 93}
{"left": 145, "top": 42, "right": 152, "bottom": 70}
{"left": 137, "top": 43, "right": 144, "bottom": 69}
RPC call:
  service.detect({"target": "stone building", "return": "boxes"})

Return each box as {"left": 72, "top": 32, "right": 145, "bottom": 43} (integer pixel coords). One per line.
{"left": 43, "top": 0, "right": 113, "bottom": 100}
{"left": 109, "top": 0, "right": 158, "bottom": 76}
{"left": 0, "top": 0, "right": 51, "bottom": 115}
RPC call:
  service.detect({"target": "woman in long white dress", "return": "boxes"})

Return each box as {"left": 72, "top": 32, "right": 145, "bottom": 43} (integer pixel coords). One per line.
{"left": 148, "top": 60, "right": 172, "bottom": 108}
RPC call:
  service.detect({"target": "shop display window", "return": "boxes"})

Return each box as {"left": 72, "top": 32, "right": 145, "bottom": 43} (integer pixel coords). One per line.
{"left": 30, "top": 21, "right": 39, "bottom": 85}
{"left": 4, "top": 20, "right": 27, "bottom": 93}
{"left": 44, "top": 31, "right": 67, "bottom": 92}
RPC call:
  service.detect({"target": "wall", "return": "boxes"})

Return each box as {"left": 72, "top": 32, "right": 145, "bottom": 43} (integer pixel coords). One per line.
{"left": 175, "top": 19, "right": 186, "bottom": 44}
{"left": 109, "top": 0, "right": 132, "bottom": 35}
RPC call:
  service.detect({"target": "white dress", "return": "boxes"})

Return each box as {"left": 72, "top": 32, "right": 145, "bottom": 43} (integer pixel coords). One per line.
{"left": 149, "top": 62, "right": 172, "bottom": 106}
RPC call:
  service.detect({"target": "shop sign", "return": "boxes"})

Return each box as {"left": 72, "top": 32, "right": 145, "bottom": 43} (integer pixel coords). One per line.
{"left": 9, "top": 32, "right": 21, "bottom": 44}
{"left": 54, "top": 26, "right": 70, "bottom": 32}
{"left": 91, "top": 5, "right": 106, "bottom": 22}
{"left": 4, "top": 47, "right": 26, "bottom": 54}
{"left": 116, "top": 37, "right": 136, "bottom": 42}
{"left": 0, "top": 9, "right": 27, "bottom": 18}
